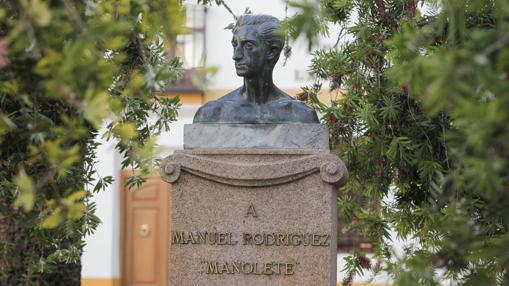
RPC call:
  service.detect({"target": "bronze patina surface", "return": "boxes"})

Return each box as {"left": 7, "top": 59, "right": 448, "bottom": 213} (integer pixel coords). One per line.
{"left": 193, "top": 14, "right": 319, "bottom": 124}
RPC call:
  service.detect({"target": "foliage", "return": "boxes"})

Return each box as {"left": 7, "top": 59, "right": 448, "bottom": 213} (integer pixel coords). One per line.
{"left": 0, "top": 0, "right": 184, "bottom": 284}
{"left": 282, "top": 0, "right": 330, "bottom": 50}
{"left": 288, "top": 0, "right": 509, "bottom": 285}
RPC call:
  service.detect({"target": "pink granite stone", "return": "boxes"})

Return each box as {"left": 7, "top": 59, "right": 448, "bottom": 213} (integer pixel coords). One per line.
{"left": 160, "top": 149, "right": 347, "bottom": 286}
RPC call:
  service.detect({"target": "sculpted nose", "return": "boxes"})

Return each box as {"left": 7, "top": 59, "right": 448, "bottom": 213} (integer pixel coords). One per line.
{"left": 232, "top": 46, "right": 242, "bottom": 61}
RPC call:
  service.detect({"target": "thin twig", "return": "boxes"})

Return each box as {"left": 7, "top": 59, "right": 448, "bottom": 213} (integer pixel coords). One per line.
{"left": 334, "top": 26, "right": 346, "bottom": 49}
{"left": 483, "top": 36, "right": 509, "bottom": 56}
{"left": 14, "top": 1, "right": 41, "bottom": 58}
{"left": 283, "top": 2, "right": 290, "bottom": 66}
{"left": 441, "top": 113, "right": 450, "bottom": 170}
{"left": 374, "top": 0, "right": 389, "bottom": 24}
{"left": 135, "top": 33, "right": 149, "bottom": 69}
{"left": 219, "top": 0, "right": 237, "bottom": 20}
{"left": 62, "top": 0, "right": 104, "bottom": 53}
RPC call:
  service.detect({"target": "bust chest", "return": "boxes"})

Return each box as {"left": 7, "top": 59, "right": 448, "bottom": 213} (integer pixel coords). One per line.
{"left": 220, "top": 100, "right": 296, "bottom": 123}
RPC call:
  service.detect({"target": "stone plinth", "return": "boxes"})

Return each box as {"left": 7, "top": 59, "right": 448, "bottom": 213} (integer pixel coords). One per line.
{"left": 160, "top": 148, "right": 347, "bottom": 286}
{"left": 184, "top": 123, "right": 329, "bottom": 150}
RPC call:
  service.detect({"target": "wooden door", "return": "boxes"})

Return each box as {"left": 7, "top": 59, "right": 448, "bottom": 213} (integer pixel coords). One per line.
{"left": 121, "top": 172, "right": 171, "bottom": 286}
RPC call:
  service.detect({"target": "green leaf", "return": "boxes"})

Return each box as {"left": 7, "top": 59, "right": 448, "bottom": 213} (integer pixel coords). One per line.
{"left": 61, "top": 190, "right": 86, "bottom": 206}
{"left": 41, "top": 208, "right": 62, "bottom": 229}
{"left": 13, "top": 169, "right": 35, "bottom": 212}
{"left": 23, "top": 0, "right": 52, "bottom": 27}
{"left": 116, "top": 122, "right": 138, "bottom": 140}
{"left": 83, "top": 90, "right": 110, "bottom": 128}
{"left": 104, "top": 36, "right": 125, "bottom": 50}
{"left": 281, "top": 0, "right": 329, "bottom": 50}
{"left": 67, "top": 202, "right": 85, "bottom": 220}
{"left": 224, "top": 22, "right": 235, "bottom": 30}
{"left": 0, "top": 114, "right": 16, "bottom": 137}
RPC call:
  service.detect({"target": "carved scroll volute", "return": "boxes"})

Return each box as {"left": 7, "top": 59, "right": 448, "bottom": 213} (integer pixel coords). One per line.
{"left": 320, "top": 160, "right": 348, "bottom": 187}
{"left": 160, "top": 159, "right": 181, "bottom": 183}
{"left": 159, "top": 150, "right": 348, "bottom": 187}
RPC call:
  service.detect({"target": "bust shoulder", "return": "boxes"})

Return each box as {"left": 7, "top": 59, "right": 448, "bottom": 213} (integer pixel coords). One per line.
{"left": 272, "top": 99, "right": 319, "bottom": 123}
{"left": 270, "top": 88, "right": 319, "bottom": 123}
{"left": 193, "top": 100, "right": 221, "bottom": 123}
{"left": 193, "top": 88, "right": 319, "bottom": 124}
{"left": 215, "top": 87, "right": 243, "bottom": 102}
{"left": 193, "top": 88, "right": 242, "bottom": 123}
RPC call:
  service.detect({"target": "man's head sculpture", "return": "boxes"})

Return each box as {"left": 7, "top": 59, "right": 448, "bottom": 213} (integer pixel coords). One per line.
{"left": 232, "top": 15, "right": 283, "bottom": 78}
{"left": 193, "top": 14, "right": 319, "bottom": 124}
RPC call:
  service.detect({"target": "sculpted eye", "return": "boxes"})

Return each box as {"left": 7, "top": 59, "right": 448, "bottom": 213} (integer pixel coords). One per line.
{"left": 244, "top": 42, "right": 254, "bottom": 50}
{"left": 232, "top": 41, "right": 237, "bottom": 47}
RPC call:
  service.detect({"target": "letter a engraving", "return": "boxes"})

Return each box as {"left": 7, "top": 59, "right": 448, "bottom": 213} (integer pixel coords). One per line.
{"left": 245, "top": 203, "right": 258, "bottom": 218}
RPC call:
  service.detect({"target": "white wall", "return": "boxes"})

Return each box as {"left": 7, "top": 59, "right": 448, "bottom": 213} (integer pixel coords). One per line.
{"left": 81, "top": 105, "right": 200, "bottom": 279}
{"left": 81, "top": 135, "right": 121, "bottom": 278}
{"left": 158, "top": 105, "right": 202, "bottom": 154}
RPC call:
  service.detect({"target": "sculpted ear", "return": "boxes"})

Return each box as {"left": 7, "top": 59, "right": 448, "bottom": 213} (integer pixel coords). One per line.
{"left": 266, "top": 42, "right": 282, "bottom": 61}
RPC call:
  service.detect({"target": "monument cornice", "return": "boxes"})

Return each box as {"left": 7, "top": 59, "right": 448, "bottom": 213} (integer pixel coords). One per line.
{"left": 160, "top": 149, "right": 348, "bottom": 187}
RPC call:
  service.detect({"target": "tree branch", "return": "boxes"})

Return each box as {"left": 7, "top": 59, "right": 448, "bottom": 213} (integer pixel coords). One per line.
{"left": 218, "top": 0, "right": 237, "bottom": 20}
{"left": 62, "top": 0, "right": 104, "bottom": 52}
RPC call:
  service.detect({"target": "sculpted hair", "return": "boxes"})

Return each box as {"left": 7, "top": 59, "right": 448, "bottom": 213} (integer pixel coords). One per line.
{"left": 235, "top": 14, "right": 284, "bottom": 62}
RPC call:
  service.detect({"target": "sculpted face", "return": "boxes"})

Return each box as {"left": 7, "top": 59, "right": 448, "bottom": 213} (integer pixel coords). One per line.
{"left": 232, "top": 26, "right": 267, "bottom": 78}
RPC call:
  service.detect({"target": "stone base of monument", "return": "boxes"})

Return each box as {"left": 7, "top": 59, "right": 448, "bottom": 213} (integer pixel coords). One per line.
{"left": 161, "top": 124, "right": 347, "bottom": 286}
{"left": 160, "top": 125, "right": 347, "bottom": 286}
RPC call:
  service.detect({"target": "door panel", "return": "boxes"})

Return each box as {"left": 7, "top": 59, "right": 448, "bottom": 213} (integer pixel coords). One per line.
{"left": 132, "top": 208, "right": 158, "bottom": 283}
{"left": 132, "top": 180, "right": 159, "bottom": 200}
{"left": 121, "top": 174, "right": 170, "bottom": 286}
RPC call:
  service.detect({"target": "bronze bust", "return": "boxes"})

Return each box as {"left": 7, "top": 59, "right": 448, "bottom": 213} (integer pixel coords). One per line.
{"left": 193, "top": 14, "right": 319, "bottom": 124}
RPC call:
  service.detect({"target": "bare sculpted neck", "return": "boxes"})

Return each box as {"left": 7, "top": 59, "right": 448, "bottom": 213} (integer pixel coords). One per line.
{"left": 241, "top": 72, "right": 280, "bottom": 104}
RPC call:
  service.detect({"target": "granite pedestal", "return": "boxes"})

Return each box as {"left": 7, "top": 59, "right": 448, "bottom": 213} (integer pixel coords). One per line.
{"left": 160, "top": 124, "right": 347, "bottom": 286}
